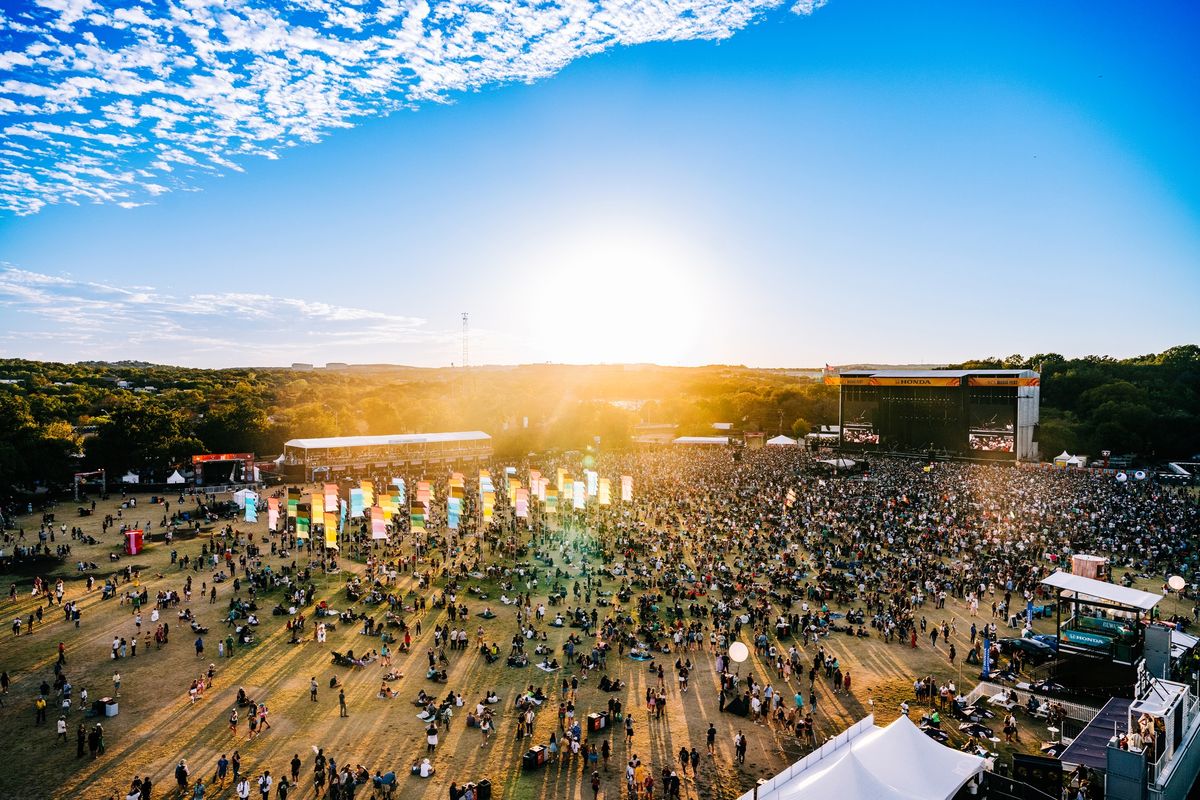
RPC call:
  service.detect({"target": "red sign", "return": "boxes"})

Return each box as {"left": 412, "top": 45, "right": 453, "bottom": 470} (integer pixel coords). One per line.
{"left": 191, "top": 453, "right": 255, "bottom": 465}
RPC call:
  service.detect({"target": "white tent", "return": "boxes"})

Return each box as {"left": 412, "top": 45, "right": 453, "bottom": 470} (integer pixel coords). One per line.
{"left": 166, "top": 470, "right": 185, "bottom": 485}
{"left": 766, "top": 434, "right": 798, "bottom": 446}
{"left": 121, "top": 472, "right": 139, "bottom": 484}
{"left": 744, "top": 715, "right": 985, "bottom": 800}
{"left": 1053, "top": 450, "right": 1073, "bottom": 467}
{"left": 232, "top": 489, "right": 259, "bottom": 509}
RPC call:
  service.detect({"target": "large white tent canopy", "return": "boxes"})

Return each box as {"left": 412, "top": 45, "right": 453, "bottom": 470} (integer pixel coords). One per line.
{"left": 766, "top": 434, "right": 798, "bottom": 446}
{"left": 232, "top": 489, "right": 259, "bottom": 509}
{"left": 741, "top": 715, "right": 985, "bottom": 800}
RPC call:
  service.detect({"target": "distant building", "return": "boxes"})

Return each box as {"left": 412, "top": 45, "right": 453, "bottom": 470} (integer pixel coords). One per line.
{"left": 325, "top": 362, "right": 349, "bottom": 370}
{"left": 281, "top": 431, "right": 492, "bottom": 481}
{"left": 291, "top": 363, "right": 314, "bottom": 371}
{"left": 632, "top": 423, "right": 678, "bottom": 445}
{"left": 673, "top": 436, "right": 730, "bottom": 446}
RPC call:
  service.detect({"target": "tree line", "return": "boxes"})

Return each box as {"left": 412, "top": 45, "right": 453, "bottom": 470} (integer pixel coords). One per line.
{"left": 0, "top": 346, "right": 1195, "bottom": 490}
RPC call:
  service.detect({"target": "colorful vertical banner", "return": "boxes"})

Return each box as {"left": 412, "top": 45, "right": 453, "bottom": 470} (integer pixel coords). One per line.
{"left": 515, "top": 487, "right": 530, "bottom": 519}
{"left": 324, "top": 523, "right": 338, "bottom": 549}
{"left": 245, "top": 495, "right": 258, "bottom": 523}
{"left": 371, "top": 506, "right": 389, "bottom": 540}
{"left": 312, "top": 493, "right": 325, "bottom": 523}
{"left": 410, "top": 507, "right": 426, "bottom": 533}
{"left": 324, "top": 483, "right": 338, "bottom": 515}
{"left": 556, "top": 468, "right": 567, "bottom": 492}
{"left": 447, "top": 473, "right": 465, "bottom": 531}
{"left": 391, "top": 478, "right": 406, "bottom": 505}
{"left": 349, "top": 488, "right": 364, "bottom": 518}
{"left": 324, "top": 512, "right": 338, "bottom": 534}
{"left": 598, "top": 478, "right": 611, "bottom": 506}
{"left": 296, "top": 517, "right": 310, "bottom": 540}
{"left": 267, "top": 497, "right": 279, "bottom": 531}
{"left": 585, "top": 470, "right": 598, "bottom": 498}
{"left": 620, "top": 475, "right": 633, "bottom": 503}
{"left": 479, "top": 471, "right": 495, "bottom": 525}
{"left": 572, "top": 480, "right": 585, "bottom": 510}
{"left": 508, "top": 478, "right": 521, "bottom": 505}
{"left": 544, "top": 487, "right": 558, "bottom": 514}
{"left": 784, "top": 488, "right": 796, "bottom": 509}
{"left": 360, "top": 480, "right": 374, "bottom": 509}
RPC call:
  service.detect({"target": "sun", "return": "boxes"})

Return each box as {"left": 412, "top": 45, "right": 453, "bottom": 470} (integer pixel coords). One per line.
{"left": 519, "top": 222, "right": 717, "bottom": 364}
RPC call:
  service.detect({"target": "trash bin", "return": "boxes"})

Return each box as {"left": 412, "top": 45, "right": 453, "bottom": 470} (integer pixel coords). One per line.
{"left": 476, "top": 779, "right": 492, "bottom": 800}
{"left": 105, "top": 700, "right": 119, "bottom": 717}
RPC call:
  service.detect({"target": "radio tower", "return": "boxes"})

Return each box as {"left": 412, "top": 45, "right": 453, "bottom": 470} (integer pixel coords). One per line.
{"left": 461, "top": 312, "right": 469, "bottom": 370}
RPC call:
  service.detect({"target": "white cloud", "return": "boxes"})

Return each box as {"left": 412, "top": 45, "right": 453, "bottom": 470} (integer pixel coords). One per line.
{"left": 0, "top": 0, "right": 827, "bottom": 216}
{"left": 0, "top": 264, "right": 441, "bottom": 363}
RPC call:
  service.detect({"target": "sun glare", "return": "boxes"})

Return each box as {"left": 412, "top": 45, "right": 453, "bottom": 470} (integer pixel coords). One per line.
{"left": 520, "top": 223, "right": 717, "bottom": 364}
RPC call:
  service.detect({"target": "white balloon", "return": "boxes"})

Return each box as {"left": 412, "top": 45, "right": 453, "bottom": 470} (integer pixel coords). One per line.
{"left": 1168, "top": 575, "right": 1186, "bottom": 592}
{"left": 728, "top": 641, "right": 750, "bottom": 663}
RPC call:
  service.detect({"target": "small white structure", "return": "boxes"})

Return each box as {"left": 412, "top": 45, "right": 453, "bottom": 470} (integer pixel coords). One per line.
{"left": 121, "top": 472, "right": 139, "bottom": 484}
{"left": 741, "top": 715, "right": 985, "bottom": 800}
{"left": 232, "top": 489, "right": 259, "bottom": 509}
{"left": 767, "top": 435, "right": 798, "bottom": 446}
{"left": 1053, "top": 451, "right": 1087, "bottom": 468}
{"left": 166, "top": 471, "right": 186, "bottom": 485}
{"left": 672, "top": 436, "right": 730, "bottom": 446}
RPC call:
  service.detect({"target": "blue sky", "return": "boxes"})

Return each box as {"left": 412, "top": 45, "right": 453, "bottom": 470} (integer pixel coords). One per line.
{"left": 0, "top": 0, "right": 1197, "bottom": 368}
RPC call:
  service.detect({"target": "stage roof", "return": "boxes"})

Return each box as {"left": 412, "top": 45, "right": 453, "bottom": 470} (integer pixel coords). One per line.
{"left": 839, "top": 369, "right": 1035, "bottom": 378}
{"left": 1040, "top": 571, "right": 1161, "bottom": 611}
{"left": 1061, "top": 697, "right": 1133, "bottom": 770}
{"left": 285, "top": 431, "right": 491, "bottom": 449}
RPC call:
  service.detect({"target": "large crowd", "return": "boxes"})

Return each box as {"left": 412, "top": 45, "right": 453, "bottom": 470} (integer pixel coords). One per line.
{"left": 1, "top": 446, "right": 1197, "bottom": 800}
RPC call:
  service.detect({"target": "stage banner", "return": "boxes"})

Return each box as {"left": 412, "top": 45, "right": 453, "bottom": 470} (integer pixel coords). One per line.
{"left": 267, "top": 497, "right": 280, "bottom": 531}
{"left": 349, "top": 488, "right": 364, "bottom": 518}
{"left": 324, "top": 483, "right": 338, "bottom": 513}
{"left": 620, "top": 475, "right": 633, "bottom": 503}
{"left": 968, "top": 376, "right": 1041, "bottom": 387}
{"left": 598, "top": 478, "right": 610, "bottom": 506}
{"left": 572, "top": 480, "right": 585, "bottom": 510}
{"left": 244, "top": 495, "right": 257, "bottom": 523}
{"left": 585, "top": 470, "right": 598, "bottom": 498}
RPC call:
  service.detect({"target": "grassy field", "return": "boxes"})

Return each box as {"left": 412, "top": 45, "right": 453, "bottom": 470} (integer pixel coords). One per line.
{"left": 0, "top": 489, "right": 1083, "bottom": 800}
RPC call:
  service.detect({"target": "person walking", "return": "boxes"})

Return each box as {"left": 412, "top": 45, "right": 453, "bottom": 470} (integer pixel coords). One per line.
{"left": 309, "top": 677, "right": 318, "bottom": 702}
{"left": 338, "top": 689, "right": 347, "bottom": 717}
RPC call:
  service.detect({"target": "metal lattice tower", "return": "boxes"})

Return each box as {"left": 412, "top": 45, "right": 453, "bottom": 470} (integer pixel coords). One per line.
{"left": 461, "top": 312, "right": 469, "bottom": 370}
